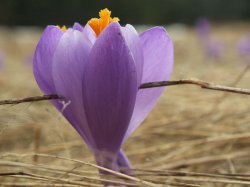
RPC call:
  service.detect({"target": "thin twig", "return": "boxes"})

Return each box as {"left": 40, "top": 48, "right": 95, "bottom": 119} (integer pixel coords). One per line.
{"left": 0, "top": 171, "right": 100, "bottom": 187}
{"left": 140, "top": 78, "right": 250, "bottom": 95}
{"left": 206, "top": 63, "right": 250, "bottom": 115}
{"left": 0, "top": 153, "right": 159, "bottom": 187}
{"left": 159, "top": 150, "right": 250, "bottom": 169}
{"left": 0, "top": 95, "right": 61, "bottom": 105}
{"left": 1, "top": 78, "right": 250, "bottom": 106}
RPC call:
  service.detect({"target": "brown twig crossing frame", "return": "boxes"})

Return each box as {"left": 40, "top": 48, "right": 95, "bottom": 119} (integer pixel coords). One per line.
{"left": 1, "top": 78, "right": 250, "bottom": 105}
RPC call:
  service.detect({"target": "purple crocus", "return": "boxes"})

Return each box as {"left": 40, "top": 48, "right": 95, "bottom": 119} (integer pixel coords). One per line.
{"left": 205, "top": 40, "right": 223, "bottom": 59}
{"left": 33, "top": 9, "right": 173, "bottom": 174}
{"left": 196, "top": 18, "right": 223, "bottom": 60}
{"left": 238, "top": 32, "right": 250, "bottom": 62}
{"left": 196, "top": 18, "right": 211, "bottom": 42}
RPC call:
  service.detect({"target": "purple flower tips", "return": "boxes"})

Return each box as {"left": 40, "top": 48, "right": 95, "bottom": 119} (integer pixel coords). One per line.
{"left": 33, "top": 9, "right": 174, "bottom": 174}
{"left": 196, "top": 18, "right": 223, "bottom": 60}
{"left": 238, "top": 33, "right": 250, "bottom": 60}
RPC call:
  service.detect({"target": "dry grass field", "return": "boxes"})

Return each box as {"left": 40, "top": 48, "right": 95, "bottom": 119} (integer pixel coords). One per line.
{"left": 0, "top": 23, "right": 250, "bottom": 186}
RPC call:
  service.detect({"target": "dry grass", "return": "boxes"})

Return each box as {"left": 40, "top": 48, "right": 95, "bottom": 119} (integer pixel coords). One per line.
{"left": 1, "top": 23, "right": 250, "bottom": 186}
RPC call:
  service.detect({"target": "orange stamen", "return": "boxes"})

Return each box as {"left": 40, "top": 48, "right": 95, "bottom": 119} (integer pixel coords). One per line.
{"left": 88, "top": 8, "right": 120, "bottom": 37}
{"left": 57, "top": 25, "right": 67, "bottom": 32}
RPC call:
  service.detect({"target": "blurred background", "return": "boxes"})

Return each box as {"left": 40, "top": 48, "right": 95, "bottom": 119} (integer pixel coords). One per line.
{"left": 1, "top": 1, "right": 250, "bottom": 186}
{"left": 0, "top": 0, "right": 250, "bottom": 26}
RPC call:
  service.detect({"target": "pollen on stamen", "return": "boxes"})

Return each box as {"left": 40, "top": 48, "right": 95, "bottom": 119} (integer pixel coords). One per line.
{"left": 88, "top": 8, "right": 120, "bottom": 37}
{"left": 57, "top": 25, "right": 67, "bottom": 32}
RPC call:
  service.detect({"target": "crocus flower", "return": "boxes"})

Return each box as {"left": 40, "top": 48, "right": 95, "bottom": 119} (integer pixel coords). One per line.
{"left": 205, "top": 40, "right": 223, "bottom": 59}
{"left": 238, "top": 33, "right": 250, "bottom": 63}
{"left": 33, "top": 8, "right": 173, "bottom": 174}
{"left": 195, "top": 18, "right": 223, "bottom": 60}
{"left": 196, "top": 18, "right": 211, "bottom": 42}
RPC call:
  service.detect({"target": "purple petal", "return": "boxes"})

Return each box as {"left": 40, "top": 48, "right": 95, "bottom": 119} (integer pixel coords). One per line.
{"left": 82, "top": 22, "right": 138, "bottom": 153}
{"left": 95, "top": 149, "right": 132, "bottom": 174}
{"left": 196, "top": 18, "right": 211, "bottom": 40}
{"left": 94, "top": 151, "right": 120, "bottom": 174}
{"left": 121, "top": 24, "right": 144, "bottom": 85}
{"left": 33, "top": 26, "right": 63, "bottom": 94}
{"left": 52, "top": 29, "right": 95, "bottom": 146}
{"left": 73, "top": 22, "right": 84, "bottom": 32}
{"left": 94, "top": 149, "right": 131, "bottom": 174}
{"left": 238, "top": 33, "right": 250, "bottom": 56}
{"left": 117, "top": 150, "right": 132, "bottom": 174}
{"left": 205, "top": 40, "right": 223, "bottom": 59}
{"left": 124, "top": 27, "right": 174, "bottom": 140}
{"left": 83, "top": 24, "right": 96, "bottom": 45}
